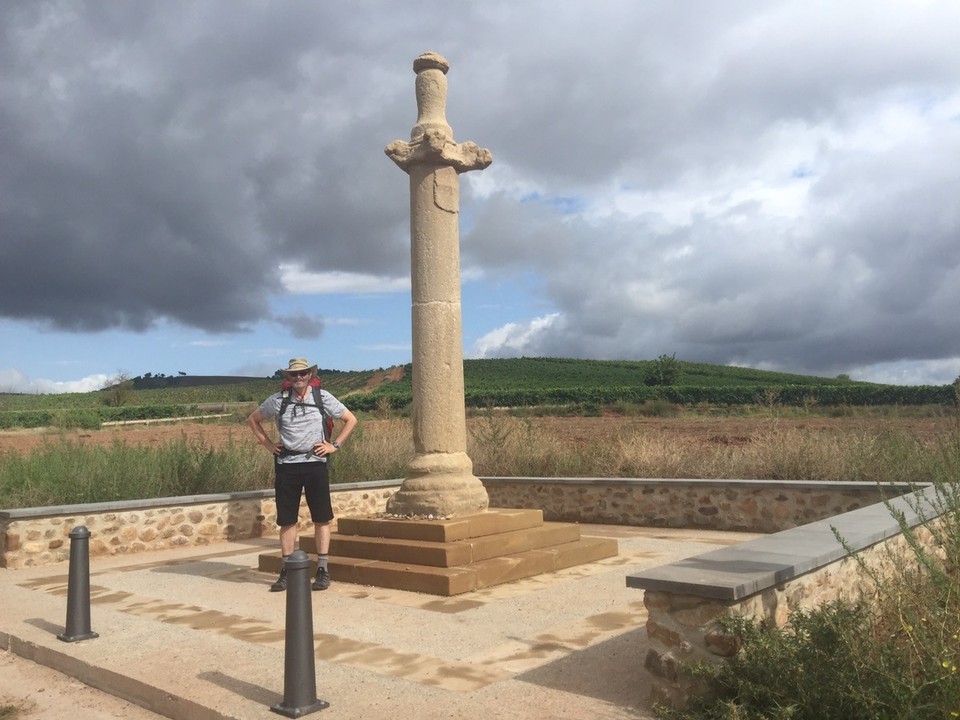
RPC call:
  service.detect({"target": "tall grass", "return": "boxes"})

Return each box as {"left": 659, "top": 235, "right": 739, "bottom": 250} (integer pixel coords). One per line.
{"left": 0, "top": 415, "right": 952, "bottom": 509}
{"left": 324, "top": 421, "right": 411, "bottom": 486}
{"left": 0, "top": 436, "right": 273, "bottom": 507}
{"left": 0, "top": 422, "right": 416, "bottom": 508}
{"left": 469, "top": 416, "right": 942, "bottom": 484}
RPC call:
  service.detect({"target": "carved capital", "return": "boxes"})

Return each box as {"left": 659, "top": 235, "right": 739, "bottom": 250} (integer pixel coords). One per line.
{"left": 442, "top": 141, "right": 492, "bottom": 172}
{"left": 386, "top": 51, "right": 492, "bottom": 174}
{"left": 385, "top": 134, "right": 492, "bottom": 174}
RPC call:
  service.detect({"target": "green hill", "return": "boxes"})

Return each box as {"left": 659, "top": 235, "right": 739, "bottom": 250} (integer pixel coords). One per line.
{"left": 0, "top": 358, "right": 954, "bottom": 429}
{"left": 353, "top": 357, "right": 953, "bottom": 410}
{"left": 350, "top": 357, "right": 874, "bottom": 398}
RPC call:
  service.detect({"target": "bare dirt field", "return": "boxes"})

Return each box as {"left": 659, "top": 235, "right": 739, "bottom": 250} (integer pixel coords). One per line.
{"left": 0, "top": 413, "right": 951, "bottom": 457}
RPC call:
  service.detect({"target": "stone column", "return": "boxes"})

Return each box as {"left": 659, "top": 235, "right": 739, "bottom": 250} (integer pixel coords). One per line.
{"left": 384, "top": 52, "right": 492, "bottom": 517}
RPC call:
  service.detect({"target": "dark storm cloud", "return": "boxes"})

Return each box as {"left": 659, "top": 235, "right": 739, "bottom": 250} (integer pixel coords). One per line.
{"left": 273, "top": 310, "right": 325, "bottom": 341}
{"left": 459, "top": 2, "right": 960, "bottom": 382}
{"left": 3, "top": 0, "right": 960, "bottom": 383}
{"left": 0, "top": 1, "right": 416, "bottom": 333}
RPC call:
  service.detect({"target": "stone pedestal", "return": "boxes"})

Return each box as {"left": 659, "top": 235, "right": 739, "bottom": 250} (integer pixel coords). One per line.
{"left": 384, "top": 52, "right": 492, "bottom": 517}
{"left": 259, "top": 510, "right": 619, "bottom": 596}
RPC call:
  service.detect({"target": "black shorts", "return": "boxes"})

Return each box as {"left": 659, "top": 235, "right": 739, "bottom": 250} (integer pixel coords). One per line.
{"left": 274, "top": 461, "right": 334, "bottom": 527}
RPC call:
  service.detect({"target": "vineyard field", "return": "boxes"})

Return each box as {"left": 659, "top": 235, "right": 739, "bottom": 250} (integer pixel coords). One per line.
{"left": 0, "top": 358, "right": 955, "bottom": 431}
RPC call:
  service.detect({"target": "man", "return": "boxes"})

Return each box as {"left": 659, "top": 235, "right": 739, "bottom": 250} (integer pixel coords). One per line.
{"left": 247, "top": 358, "right": 358, "bottom": 592}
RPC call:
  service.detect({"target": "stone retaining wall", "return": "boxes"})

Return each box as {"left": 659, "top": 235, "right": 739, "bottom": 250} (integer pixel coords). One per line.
{"left": 0, "top": 481, "right": 401, "bottom": 569}
{"left": 1, "top": 477, "right": 911, "bottom": 569}
{"left": 482, "top": 477, "right": 907, "bottom": 532}
{"left": 628, "top": 487, "right": 939, "bottom": 707}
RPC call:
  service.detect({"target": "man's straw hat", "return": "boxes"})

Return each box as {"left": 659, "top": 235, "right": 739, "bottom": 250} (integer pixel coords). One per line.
{"left": 282, "top": 358, "right": 318, "bottom": 376}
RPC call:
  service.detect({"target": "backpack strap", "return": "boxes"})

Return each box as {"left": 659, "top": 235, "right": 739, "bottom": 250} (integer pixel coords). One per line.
{"left": 277, "top": 385, "right": 332, "bottom": 442}
{"left": 278, "top": 388, "right": 291, "bottom": 416}
{"left": 311, "top": 385, "right": 333, "bottom": 441}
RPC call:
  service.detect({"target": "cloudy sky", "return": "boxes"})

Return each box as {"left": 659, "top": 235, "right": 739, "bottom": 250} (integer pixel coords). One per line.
{"left": 2, "top": 1, "right": 959, "bottom": 393}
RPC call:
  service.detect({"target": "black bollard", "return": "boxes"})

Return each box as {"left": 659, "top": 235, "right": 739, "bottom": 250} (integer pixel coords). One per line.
{"left": 57, "top": 526, "right": 99, "bottom": 643}
{"left": 270, "top": 550, "right": 328, "bottom": 716}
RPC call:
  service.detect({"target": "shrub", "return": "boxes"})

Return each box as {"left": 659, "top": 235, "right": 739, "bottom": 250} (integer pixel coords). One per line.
{"left": 100, "top": 374, "right": 134, "bottom": 407}
{"left": 658, "top": 601, "right": 947, "bottom": 720}
{"left": 646, "top": 353, "right": 682, "bottom": 387}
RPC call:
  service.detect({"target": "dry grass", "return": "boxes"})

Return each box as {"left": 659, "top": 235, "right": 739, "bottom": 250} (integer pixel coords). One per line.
{"left": 462, "top": 415, "right": 938, "bottom": 483}
{"left": 1, "top": 411, "right": 953, "bottom": 507}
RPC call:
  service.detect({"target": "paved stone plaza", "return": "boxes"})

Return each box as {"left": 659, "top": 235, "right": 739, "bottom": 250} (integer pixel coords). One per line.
{"left": 0, "top": 524, "right": 758, "bottom": 719}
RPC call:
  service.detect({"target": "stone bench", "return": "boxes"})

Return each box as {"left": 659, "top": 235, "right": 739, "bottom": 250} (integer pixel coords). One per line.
{"left": 626, "top": 484, "right": 938, "bottom": 706}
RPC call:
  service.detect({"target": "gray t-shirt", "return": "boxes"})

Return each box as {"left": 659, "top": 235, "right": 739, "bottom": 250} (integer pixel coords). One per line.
{"left": 258, "top": 389, "right": 348, "bottom": 464}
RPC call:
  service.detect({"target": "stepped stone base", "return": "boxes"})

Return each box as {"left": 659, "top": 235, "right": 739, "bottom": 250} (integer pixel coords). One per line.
{"left": 258, "top": 508, "right": 618, "bottom": 596}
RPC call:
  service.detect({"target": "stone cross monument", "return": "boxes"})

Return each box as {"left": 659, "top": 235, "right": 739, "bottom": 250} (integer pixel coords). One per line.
{"left": 384, "top": 52, "right": 492, "bottom": 517}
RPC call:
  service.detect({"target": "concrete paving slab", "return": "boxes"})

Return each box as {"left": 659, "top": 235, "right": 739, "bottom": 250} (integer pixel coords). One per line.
{"left": 0, "top": 525, "right": 760, "bottom": 720}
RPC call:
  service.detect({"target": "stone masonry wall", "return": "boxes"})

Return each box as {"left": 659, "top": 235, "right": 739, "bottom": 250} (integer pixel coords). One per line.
{"left": 1, "top": 478, "right": 908, "bottom": 569}
{"left": 482, "top": 478, "right": 901, "bottom": 532}
{"left": 1, "top": 483, "right": 400, "bottom": 569}
{"left": 642, "top": 528, "right": 935, "bottom": 707}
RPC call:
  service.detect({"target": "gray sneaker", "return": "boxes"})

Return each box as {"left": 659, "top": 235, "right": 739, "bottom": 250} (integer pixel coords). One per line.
{"left": 312, "top": 567, "right": 331, "bottom": 591}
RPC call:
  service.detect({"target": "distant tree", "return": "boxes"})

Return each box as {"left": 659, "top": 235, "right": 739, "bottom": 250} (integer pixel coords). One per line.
{"left": 178, "top": 371, "right": 186, "bottom": 376}
{"left": 644, "top": 353, "right": 681, "bottom": 386}
{"left": 836, "top": 373, "right": 851, "bottom": 381}
{"left": 101, "top": 371, "right": 134, "bottom": 407}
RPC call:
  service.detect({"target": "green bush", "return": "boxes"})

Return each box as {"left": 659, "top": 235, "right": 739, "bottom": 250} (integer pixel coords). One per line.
{"left": 646, "top": 353, "right": 682, "bottom": 386}
{"left": 0, "top": 410, "right": 54, "bottom": 429}
{"left": 101, "top": 378, "right": 134, "bottom": 407}
{"left": 658, "top": 601, "right": 951, "bottom": 720}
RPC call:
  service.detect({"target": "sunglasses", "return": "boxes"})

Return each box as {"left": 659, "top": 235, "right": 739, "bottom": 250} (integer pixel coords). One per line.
{"left": 289, "top": 370, "right": 311, "bottom": 377}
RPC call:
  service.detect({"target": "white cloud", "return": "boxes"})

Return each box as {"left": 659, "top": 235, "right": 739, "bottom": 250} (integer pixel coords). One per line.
{"left": 280, "top": 266, "right": 409, "bottom": 295}
{"left": 470, "top": 313, "right": 563, "bottom": 358}
{"left": 0, "top": 369, "right": 112, "bottom": 395}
